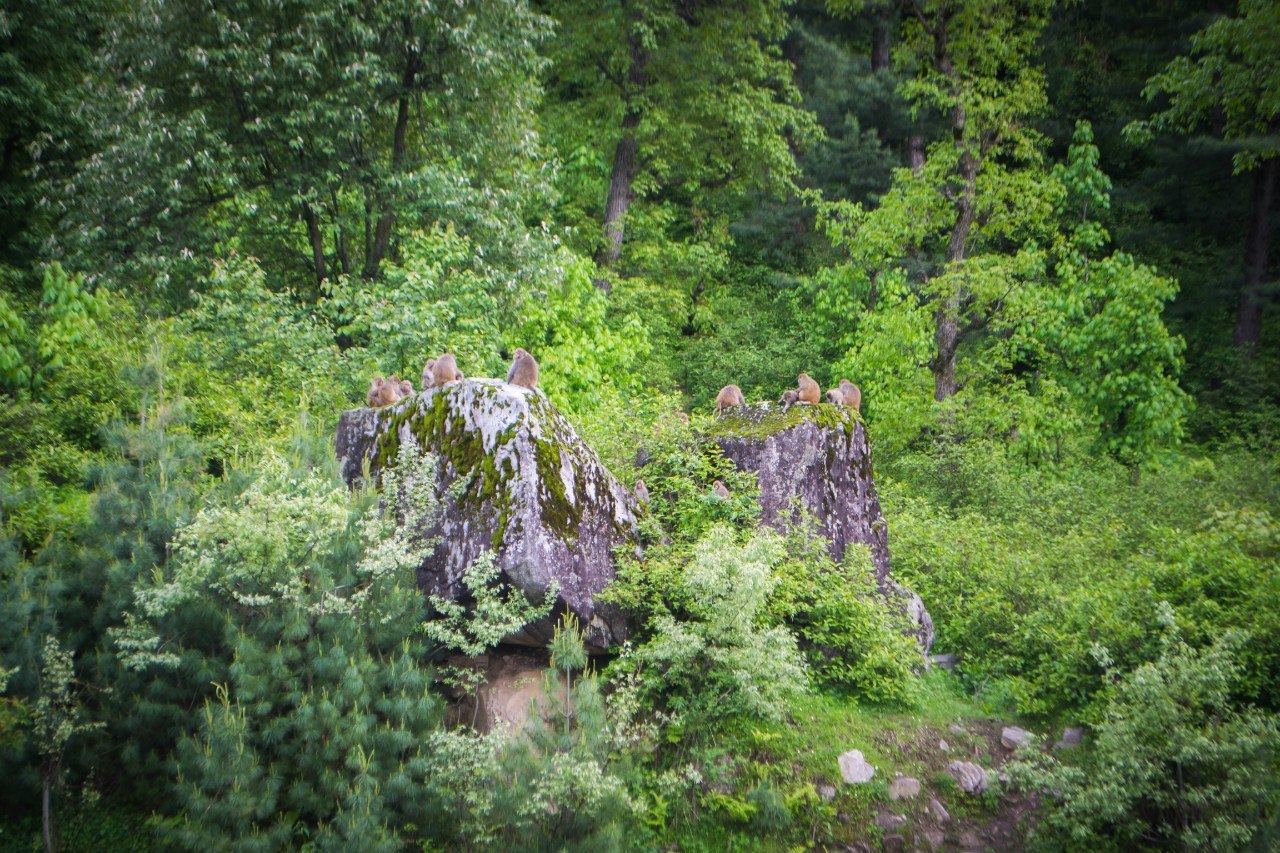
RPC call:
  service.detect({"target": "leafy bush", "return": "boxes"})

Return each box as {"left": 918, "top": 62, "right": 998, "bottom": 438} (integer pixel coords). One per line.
{"left": 114, "top": 441, "right": 443, "bottom": 847}
{"left": 1010, "top": 615, "right": 1280, "bottom": 850}
{"left": 770, "top": 525, "right": 920, "bottom": 704}
{"left": 884, "top": 441, "right": 1280, "bottom": 717}
{"left": 619, "top": 525, "right": 808, "bottom": 727}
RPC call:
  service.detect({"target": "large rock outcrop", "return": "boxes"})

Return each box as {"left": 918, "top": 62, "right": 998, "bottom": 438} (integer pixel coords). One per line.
{"left": 335, "top": 379, "right": 636, "bottom": 650}
{"left": 707, "top": 403, "right": 933, "bottom": 652}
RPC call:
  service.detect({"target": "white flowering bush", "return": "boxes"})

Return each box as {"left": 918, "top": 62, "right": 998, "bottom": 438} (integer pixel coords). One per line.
{"left": 626, "top": 525, "right": 808, "bottom": 726}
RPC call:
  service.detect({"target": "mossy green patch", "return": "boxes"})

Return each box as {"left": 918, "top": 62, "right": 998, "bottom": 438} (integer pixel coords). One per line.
{"left": 704, "top": 402, "right": 860, "bottom": 441}
{"left": 371, "top": 389, "right": 519, "bottom": 527}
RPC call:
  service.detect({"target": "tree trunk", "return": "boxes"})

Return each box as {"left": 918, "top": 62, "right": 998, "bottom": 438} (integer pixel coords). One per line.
{"left": 872, "top": 3, "right": 892, "bottom": 73}
{"left": 908, "top": 135, "right": 925, "bottom": 174}
{"left": 301, "top": 201, "right": 327, "bottom": 285}
{"left": 594, "top": 15, "right": 650, "bottom": 288}
{"left": 42, "top": 765, "right": 57, "bottom": 853}
{"left": 1234, "top": 157, "right": 1276, "bottom": 349}
{"left": 598, "top": 130, "right": 639, "bottom": 277}
{"left": 365, "top": 55, "right": 417, "bottom": 280}
{"left": 936, "top": 143, "right": 972, "bottom": 402}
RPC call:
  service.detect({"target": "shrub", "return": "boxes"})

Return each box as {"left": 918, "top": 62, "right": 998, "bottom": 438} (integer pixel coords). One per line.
{"left": 1010, "top": 612, "right": 1280, "bottom": 850}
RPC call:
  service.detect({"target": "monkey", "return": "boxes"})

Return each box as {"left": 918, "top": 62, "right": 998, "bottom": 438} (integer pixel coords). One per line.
{"left": 712, "top": 480, "right": 731, "bottom": 500}
{"left": 506, "top": 347, "right": 539, "bottom": 389}
{"left": 826, "top": 389, "right": 843, "bottom": 405}
{"left": 421, "top": 359, "right": 436, "bottom": 389}
{"left": 634, "top": 479, "right": 649, "bottom": 504}
{"left": 367, "top": 377, "right": 386, "bottom": 407}
{"left": 797, "top": 373, "right": 821, "bottom": 405}
{"left": 431, "top": 353, "right": 463, "bottom": 387}
{"left": 367, "top": 376, "right": 403, "bottom": 408}
{"left": 399, "top": 378, "right": 414, "bottom": 397}
{"left": 779, "top": 389, "right": 800, "bottom": 411}
{"left": 838, "top": 378, "right": 862, "bottom": 412}
{"left": 714, "top": 384, "right": 745, "bottom": 413}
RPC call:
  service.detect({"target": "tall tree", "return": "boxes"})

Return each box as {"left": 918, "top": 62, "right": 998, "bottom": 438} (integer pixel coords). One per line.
{"left": 893, "top": 0, "right": 1054, "bottom": 401}
{"left": 1129, "top": 0, "right": 1280, "bottom": 351}
{"left": 0, "top": 0, "right": 104, "bottom": 278}
{"left": 541, "top": 0, "right": 818, "bottom": 286}
{"left": 57, "top": 0, "right": 551, "bottom": 293}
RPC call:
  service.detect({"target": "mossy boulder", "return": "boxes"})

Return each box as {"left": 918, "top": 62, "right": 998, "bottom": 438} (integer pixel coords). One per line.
{"left": 709, "top": 402, "right": 933, "bottom": 652}
{"left": 335, "top": 379, "right": 637, "bottom": 650}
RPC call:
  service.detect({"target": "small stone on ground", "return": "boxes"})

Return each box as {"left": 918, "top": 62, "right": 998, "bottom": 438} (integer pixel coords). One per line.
{"left": 947, "top": 760, "right": 989, "bottom": 794}
{"left": 889, "top": 776, "right": 921, "bottom": 800}
{"left": 1000, "top": 726, "right": 1032, "bottom": 749}
{"left": 838, "top": 749, "right": 876, "bottom": 784}
{"left": 1054, "top": 726, "right": 1084, "bottom": 750}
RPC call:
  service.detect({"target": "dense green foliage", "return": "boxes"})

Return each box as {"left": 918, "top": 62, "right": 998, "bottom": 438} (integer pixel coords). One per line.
{"left": 1, "top": 0, "right": 1278, "bottom": 848}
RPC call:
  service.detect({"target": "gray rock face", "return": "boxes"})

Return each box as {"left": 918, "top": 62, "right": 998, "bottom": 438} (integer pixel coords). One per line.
{"left": 838, "top": 749, "right": 876, "bottom": 784}
{"left": 336, "top": 379, "right": 638, "bottom": 650}
{"left": 708, "top": 403, "right": 933, "bottom": 651}
{"left": 947, "top": 761, "right": 989, "bottom": 795}
{"left": 1000, "top": 726, "right": 1033, "bottom": 750}
{"left": 1054, "top": 726, "right": 1084, "bottom": 750}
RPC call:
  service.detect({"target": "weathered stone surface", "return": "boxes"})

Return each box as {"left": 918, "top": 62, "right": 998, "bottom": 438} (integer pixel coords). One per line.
{"left": 929, "top": 653, "right": 959, "bottom": 670}
{"left": 889, "top": 776, "right": 922, "bottom": 800}
{"left": 1054, "top": 726, "right": 1084, "bottom": 750}
{"left": 876, "top": 810, "right": 908, "bottom": 830}
{"left": 947, "top": 761, "right": 989, "bottom": 795}
{"left": 927, "top": 797, "right": 950, "bottom": 823}
{"left": 336, "top": 379, "right": 638, "bottom": 649}
{"left": 448, "top": 649, "right": 551, "bottom": 734}
{"left": 1000, "top": 726, "right": 1032, "bottom": 750}
{"left": 706, "top": 403, "right": 933, "bottom": 651}
{"left": 817, "top": 784, "right": 837, "bottom": 801}
{"left": 838, "top": 749, "right": 876, "bottom": 784}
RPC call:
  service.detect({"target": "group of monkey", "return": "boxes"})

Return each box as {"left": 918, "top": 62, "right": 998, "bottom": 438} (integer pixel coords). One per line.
{"left": 365, "top": 357, "right": 854, "bottom": 508}
{"left": 714, "top": 372, "right": 862, "bottom": 414}
{"left": 635, "top": 373, "right": 861, "bottom": 506}
{"left": 366, "top": 348, "right": 540, "bottom": 408}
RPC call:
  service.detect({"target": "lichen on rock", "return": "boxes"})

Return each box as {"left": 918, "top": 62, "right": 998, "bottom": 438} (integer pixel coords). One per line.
{"left": 335, "top": 379, "right": 638, "bottom": 650}
{"left": 707, "top": 401, "right": 934, "bottom": 652}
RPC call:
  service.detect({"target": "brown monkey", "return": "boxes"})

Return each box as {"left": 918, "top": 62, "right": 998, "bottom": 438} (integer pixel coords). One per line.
{"left": 506, "top": 347, "right": 539, "bottom": 388}
{"left": 838, "top": 378, "right": 862, "bottom": 412}
{"left": 367, "top": 376, "right": 402, "bottom": 408}
{"left": 797, "top": 373, "right": 821, "bottom": 405}
{"left": 367, "top": 377, "right": 386, "bottom": 407}
{"left": 431, "top": 353, "right": 463, "bottom": 387}
{"left": 399, "top": 378, "right": 414, "bottom": 397}
{"left": 779, "top": 389, "right": 800, "bottom": 411}
{"left": 634, "top": 479, "right": 649, "bottom": 504}
{"left": 826, "top": 389, "right": 843, "bottom": 405}
{"left": 421, "top": 359, "right": 436, "bottom": 389}
{"left": 714, "top": 384, "right": 745, "bottom": 413}
{"left": 712, "top": 480, "right": 731, "bottom": 500}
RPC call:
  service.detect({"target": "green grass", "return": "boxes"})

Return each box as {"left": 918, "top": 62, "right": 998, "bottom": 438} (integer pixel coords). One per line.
{"left": 663, "top": 670, "right": 1015, "bottom": 850}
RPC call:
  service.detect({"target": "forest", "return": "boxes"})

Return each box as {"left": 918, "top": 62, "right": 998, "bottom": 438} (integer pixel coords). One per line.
{"left": 0, "top": 0, "right": 1277, "bottom": 849}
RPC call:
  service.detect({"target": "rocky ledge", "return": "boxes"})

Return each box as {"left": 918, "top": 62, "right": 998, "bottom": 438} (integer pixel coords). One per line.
{"left": 336, "top": 379, "right": 637, "bottom": 650}
{"left": 706, "top": 402, "right": 934, "bottom": 652}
